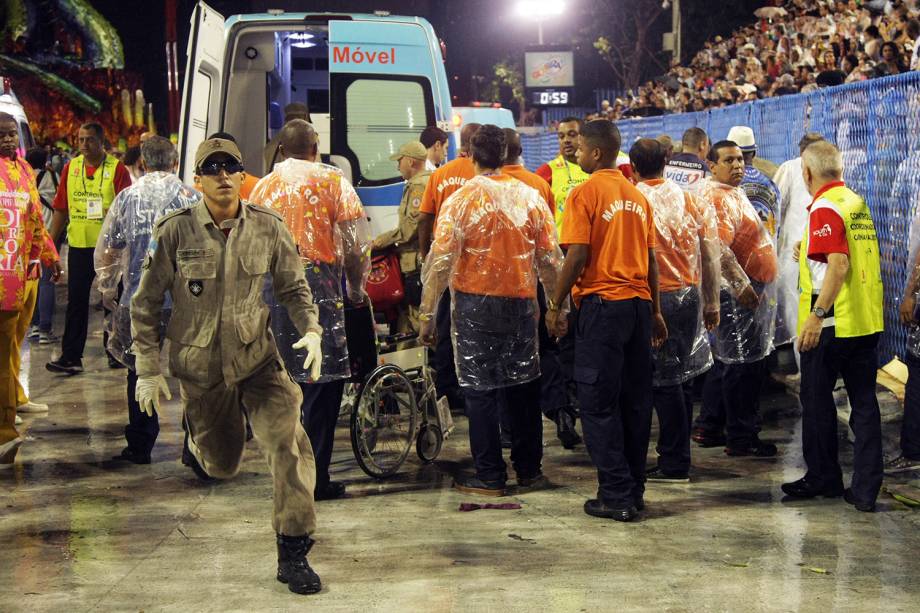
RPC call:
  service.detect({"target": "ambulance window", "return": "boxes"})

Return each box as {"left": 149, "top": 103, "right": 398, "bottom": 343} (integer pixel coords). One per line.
{"left": 345, "top": 79, "right": 428, "bottom": 181}
{"left": 187, "top": 71, "right": 212, "bottom": 149}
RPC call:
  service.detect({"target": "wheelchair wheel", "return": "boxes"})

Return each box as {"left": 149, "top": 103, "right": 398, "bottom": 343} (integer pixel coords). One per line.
{"left": 350, "top": 364, "right": 418, "bottom": 478}
{"left": 415, "top": 423, "right": 443, "bottom": 464}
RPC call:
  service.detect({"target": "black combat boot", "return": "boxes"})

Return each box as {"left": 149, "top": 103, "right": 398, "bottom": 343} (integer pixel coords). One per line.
{"left": 554, "top": 408, "right": 581, "bottom": 449}
{"left": 276, "top": 534, "right": 322, "bottom": 594}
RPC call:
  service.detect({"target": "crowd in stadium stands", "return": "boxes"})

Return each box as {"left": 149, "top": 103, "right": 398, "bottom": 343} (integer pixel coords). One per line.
{"left": 591, "top": 0, "right": 920, "bottom": 120}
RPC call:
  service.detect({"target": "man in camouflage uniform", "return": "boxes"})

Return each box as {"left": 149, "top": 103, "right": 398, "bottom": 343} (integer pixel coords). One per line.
{"left": 374, "top": 140, "right": 431, "bottom": 333}
{"left": 130, "top": 137, "right": 325, "bottom": 595}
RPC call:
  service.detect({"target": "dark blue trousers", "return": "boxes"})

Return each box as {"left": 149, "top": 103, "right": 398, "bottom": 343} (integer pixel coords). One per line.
{"left": 800, "top": 328, "right": 882, "bottom": 505}
{"left": 299, "top": 379, "right": 346, "bottom": 490}
{"left": 698, "top": 358, "right": 766, "bottom": 448}
{"left": 902, "top": 352, "right": 920, "bottom": 459}
{"left": 652, "top": 381, "right": 694, "bottom": 474}
{"left": 466, "top": 379, "right": 543, "bottom": 483}
{"left": 432, "top": 291, "right": 464, "bottom": 409}
{"left": 125, "top": 369, "right": 159, "bottom": 454}
{"left": 574, "top": 296, "right": 653, "bottom": 508}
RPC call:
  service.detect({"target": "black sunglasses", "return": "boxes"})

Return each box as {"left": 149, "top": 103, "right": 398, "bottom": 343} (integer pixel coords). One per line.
{"left": 198, "top": 160, "right": 244, "bottom": 176}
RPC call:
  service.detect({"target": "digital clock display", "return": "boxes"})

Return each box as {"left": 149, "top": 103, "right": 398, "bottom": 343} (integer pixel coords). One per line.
{"left": 530, "top": 88, "right": 572, "bottom": 106}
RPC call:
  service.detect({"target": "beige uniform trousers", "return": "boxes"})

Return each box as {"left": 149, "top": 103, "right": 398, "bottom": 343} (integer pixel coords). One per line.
{"left": 181, "top": 357, "right": 317, "bottom": 536}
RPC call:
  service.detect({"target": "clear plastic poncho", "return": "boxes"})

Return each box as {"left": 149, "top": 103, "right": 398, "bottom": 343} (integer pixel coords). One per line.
{"left": 637, "top": 179, "right": 721, "bottom": 386}
{"left": 420, "top": 175, "right": 564, "bottom": 391}
{"left": 699, "top": 178, "right": 778, "bottom": 364}
{"left": 93, "top": 172, "right": 200, "bottom": 368}
{"left": 248, "top": 158, "right": 371, "bottom": 383}
{"left": 773, "top": 157, "right": 812, "bottom": 345}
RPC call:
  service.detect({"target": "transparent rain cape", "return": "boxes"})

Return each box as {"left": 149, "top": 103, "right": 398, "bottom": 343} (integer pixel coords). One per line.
{"left": 249, "top": 158, "right": 371, "bottom": 383}
{"left": 421, "top": 175, "right": 563, "bottom": 391}
{"left": 94, "top": 172, "right": 199, "bottom": 367}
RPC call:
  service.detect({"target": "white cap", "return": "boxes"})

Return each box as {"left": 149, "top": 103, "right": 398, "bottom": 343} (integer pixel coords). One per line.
{"left": 727, "top": 125, "right": 756, "bottom": 151}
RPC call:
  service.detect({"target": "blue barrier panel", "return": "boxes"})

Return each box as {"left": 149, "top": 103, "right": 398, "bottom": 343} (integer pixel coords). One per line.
{"left": 521, "top": 71, "right": 920, "bottom": 364}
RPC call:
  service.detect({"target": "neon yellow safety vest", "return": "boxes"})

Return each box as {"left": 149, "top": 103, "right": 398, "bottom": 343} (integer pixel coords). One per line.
{"left": 797, "top": 184, "right": 884, "bottom": 338}
{"left": 66, "top": 154, "right": 119, "bottom": 248}
{"left": 548, "top": 155, "right": 589, "bottom": 236}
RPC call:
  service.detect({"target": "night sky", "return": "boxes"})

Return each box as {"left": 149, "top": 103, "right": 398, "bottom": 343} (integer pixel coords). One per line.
{"left": 88, "top": 0, "right": 763, "bottom": 131}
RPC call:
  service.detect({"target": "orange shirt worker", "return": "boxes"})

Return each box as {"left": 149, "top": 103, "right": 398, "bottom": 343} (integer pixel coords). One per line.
{"left": 501, "top": 127, "right": 582, "bottom": 449}
{"left": 417, "top": 122, "right": 481, "bottom": 413}
{"left": 420, "top": 125, "right": 564, "bottom": 497}
{"left": 546, "top": 120, "right": 666, "bottom": 522}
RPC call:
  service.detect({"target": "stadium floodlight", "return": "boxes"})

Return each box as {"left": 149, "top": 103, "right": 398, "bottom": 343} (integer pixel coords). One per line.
{"left": 515, "top": 0, "right": 566, "bottom": 17}
{"left": 514, "top": 0, "right": 567, "bottom": 44}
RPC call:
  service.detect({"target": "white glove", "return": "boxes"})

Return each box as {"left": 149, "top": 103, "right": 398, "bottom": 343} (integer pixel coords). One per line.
{"left": 135, "top": 374, "right": 172, "bottom": 417}
{"left": 292, "top": 331, "right": 323, "bottom": 381}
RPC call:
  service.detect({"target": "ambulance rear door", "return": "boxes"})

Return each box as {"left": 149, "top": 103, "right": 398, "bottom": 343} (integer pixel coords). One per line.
{"left": 179, "top": 2, "right": 226, "bottom": 182}
{"left": 328, "top": 18, "right": 443, "bottom": 237}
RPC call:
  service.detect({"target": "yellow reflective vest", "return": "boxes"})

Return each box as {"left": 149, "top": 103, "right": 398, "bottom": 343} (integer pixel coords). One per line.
{"left": 66, "top": 154, "right": 119, "bottom": 248}
{"left": 548, "top": 155, "right": 590, "bottom": 236}
{"left": 797, "top": 184, "right": 883, "bottom": 338}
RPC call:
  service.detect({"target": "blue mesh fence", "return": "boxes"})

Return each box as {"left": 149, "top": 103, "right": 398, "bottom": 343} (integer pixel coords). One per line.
{"left": 521, "top": 72, "right": 920, "bottom": 364}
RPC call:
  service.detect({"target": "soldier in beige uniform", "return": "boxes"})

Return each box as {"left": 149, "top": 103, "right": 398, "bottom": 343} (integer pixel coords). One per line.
{"left": 373, "top": 141, "right": 431, "bottom": 333}
{"left": 130, "top": 138, "right": 325, "bottom": 596}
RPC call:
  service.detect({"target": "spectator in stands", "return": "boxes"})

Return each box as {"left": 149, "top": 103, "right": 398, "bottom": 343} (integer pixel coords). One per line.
{"left": 774, "top": 73, "right": 800, "bottom": 95}
{"left": 864, "top": 25, "right": 884, "bottom": 61}
{"left": 419, "top": 126, "right": 448, "bottom": 171}
{"left": 907, "top": 19, "right": 920, "bottom": 69}
{"left": 782, "top": 141, "right": 884, "bottom": 513}
{"left": 879, "top": 40, "right": 909, "bottom": 74}
{"left": 589, "top": 0, "right": 920, "bottom": 119}
{"left": 842, "top": 54, "right": 862, "bottom": 81}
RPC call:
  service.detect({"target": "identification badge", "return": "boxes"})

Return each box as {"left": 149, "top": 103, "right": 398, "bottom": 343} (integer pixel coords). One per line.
{"left": 189, "top": 280, "right": 204, "bottom": 296}
{"left": 86, "top": 197, "right": 103, "bottom": 220}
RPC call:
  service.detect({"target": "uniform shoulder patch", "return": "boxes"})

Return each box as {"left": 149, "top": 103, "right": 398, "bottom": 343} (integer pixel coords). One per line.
{"left": 246, "top": 202, "right": 284, "bottom": 221}
{"left": 154, "top": 206, "right": 192, "bottom": 228}
{"left": 409, "top": 171, "right": 432, "bottom": 187}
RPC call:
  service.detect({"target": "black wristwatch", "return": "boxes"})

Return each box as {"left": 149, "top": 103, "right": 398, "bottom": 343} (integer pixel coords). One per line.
{"left": 813, "top": 306, "right": 828, "bottom": 319}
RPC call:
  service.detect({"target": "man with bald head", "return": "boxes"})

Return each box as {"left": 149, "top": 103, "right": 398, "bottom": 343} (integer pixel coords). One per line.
{"left": 264, "top": 102, "right": 311, "bottom": 174}
{"left": 249, "top": 119, "right": 371, "bottom": 501}
{"left": 418, "top": 121, "right": 481, "bottom": 412}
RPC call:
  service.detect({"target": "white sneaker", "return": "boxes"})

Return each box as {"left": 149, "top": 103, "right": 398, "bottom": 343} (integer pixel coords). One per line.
{"left": 15, "top": 414, "right": 23, "bottom": 425}
{"left": 16, "top": 400, "right": 49, "bottom": 413}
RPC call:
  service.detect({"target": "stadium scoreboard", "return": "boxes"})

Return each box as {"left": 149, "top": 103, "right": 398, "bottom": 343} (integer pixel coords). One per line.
{"left": 525, "top": 48, "right": 574, "bottom": 107}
